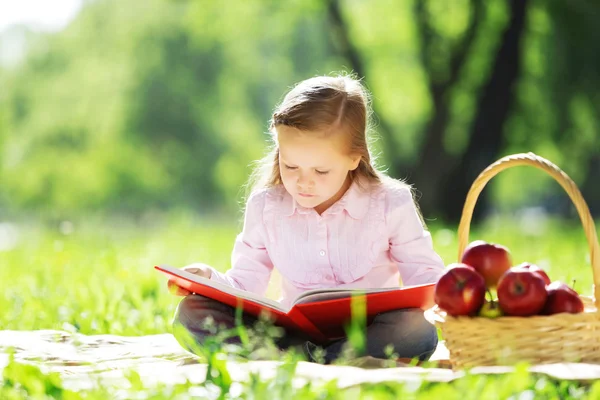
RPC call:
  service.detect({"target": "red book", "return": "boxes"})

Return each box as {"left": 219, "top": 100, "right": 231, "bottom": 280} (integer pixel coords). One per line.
{"left": 156, "top": 264, "right": 435, "bottom": 344}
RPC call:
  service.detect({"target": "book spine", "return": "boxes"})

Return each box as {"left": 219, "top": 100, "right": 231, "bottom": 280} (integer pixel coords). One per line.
{"left": 287, "top": 308, "right": 328, "bottom": 344}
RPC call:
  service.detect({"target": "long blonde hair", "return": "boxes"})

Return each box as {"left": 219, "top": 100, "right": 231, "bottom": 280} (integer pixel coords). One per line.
{"left": 246, "top": 74, "right": 383, "bottom": 192}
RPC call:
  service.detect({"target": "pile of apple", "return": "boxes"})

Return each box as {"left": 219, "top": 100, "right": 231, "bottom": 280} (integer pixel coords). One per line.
{"left": 434, "top": 240, "right": 585, "bottom": 318}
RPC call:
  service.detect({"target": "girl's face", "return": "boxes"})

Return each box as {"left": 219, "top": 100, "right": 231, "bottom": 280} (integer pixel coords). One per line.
{"left": 276, "top": 125, "right": 360, "bottom": 214}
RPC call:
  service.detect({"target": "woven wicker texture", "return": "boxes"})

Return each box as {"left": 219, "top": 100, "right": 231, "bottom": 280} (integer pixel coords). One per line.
{"left": 433, "top": 152, "right": 600, "bottom": 369}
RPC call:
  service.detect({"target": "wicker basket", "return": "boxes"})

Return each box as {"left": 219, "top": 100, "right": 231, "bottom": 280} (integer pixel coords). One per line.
{"left": 430, "top": 152, "right": 600, "bottom": 369}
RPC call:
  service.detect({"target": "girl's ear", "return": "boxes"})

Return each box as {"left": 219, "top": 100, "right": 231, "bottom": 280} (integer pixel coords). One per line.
{"left": 350, "top": 155, "right": 361, "bottom": 171}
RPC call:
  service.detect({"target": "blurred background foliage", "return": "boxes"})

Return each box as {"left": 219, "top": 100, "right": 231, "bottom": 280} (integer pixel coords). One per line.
{"left": 0, "top": 0, "right": 598, "bottom": 224}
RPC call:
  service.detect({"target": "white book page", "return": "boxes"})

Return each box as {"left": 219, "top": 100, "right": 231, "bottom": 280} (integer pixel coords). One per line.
{"left": 158, "top": 265, "right": 291, "bottom": 313}
{"left": 291, "top": 286, "right": 404, "bottom": 306}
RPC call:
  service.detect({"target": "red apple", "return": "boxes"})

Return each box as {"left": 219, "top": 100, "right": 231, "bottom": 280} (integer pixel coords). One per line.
{"left": 461, "top": 240, "right": 512, "bottom": 288}
{"left": 497, "top": 268, "right": 548, "bottom": 316}
{"left": 434, "top": 263, "right": 486, "bottom": 316}
{"left": 516, "top": 262, "right": 551, "bottom": 285}
{"left": 541, "top": 281, "right": 584, "bottom": 315}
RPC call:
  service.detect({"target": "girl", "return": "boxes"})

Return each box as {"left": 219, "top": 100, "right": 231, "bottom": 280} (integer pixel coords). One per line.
{"left": 168, "top": 74, "right": 446, "bottom": 364}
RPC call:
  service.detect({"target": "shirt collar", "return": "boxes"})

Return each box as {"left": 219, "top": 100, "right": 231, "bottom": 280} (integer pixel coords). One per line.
{"left": 283, "top": 179, "right": 370, "bottom": 219}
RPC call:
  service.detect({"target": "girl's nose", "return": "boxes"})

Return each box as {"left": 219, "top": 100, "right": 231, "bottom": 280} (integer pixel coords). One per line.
{"left": 297, "top": 172, "right": 312, "bottom": 187}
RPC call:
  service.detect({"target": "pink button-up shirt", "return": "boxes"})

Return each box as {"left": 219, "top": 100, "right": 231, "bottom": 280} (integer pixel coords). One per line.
{"left": 209, "top": 178, "right": 446, "bottom": 307}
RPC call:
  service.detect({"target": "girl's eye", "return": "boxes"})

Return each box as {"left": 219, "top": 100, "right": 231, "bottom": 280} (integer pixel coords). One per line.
{"left": 283, "top": 164, "right": 328, "bottom": 175}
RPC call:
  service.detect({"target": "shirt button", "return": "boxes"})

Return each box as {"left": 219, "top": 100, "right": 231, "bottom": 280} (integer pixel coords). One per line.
{"left": 319, "top": 250, "right": 326, "bottom": 256}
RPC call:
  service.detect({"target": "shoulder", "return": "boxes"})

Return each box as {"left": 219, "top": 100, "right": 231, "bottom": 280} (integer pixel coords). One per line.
{"left": 377, "top": 177, "right": 428, "bottom": 231}
{"left": 246, "top": 184, "right": 285, "bottom": 202}
{"left": 370, "top": 177, "right": 415, "bottom": 214}
{"left": 245, "top": 184, "right": 287, "bottom": 216}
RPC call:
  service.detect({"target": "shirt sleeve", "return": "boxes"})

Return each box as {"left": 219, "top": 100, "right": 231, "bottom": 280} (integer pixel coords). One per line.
{"left": 385, "top": 186, "right": 446, "bottom": 285}
{"left": 208, "top": 190, "right": 274, "bottom": 296}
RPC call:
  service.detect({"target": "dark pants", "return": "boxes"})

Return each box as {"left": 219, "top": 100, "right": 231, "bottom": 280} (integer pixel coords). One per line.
{"left": 172, "top": 294, "right": 438, "bottom": 364}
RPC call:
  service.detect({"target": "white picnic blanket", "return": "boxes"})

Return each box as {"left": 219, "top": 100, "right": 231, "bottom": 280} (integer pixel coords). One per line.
{"left": 1, "top": 330, "right": 598, "bottom": 393}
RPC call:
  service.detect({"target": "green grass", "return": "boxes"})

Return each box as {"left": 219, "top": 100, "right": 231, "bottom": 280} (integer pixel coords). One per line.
{"left": 1, "top": 210, "right": 599, "bottom": 398}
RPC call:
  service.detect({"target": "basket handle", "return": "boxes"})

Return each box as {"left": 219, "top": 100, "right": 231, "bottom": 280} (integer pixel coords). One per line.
{"left": 457, "top": 152, "right": 600, "bottom": 306}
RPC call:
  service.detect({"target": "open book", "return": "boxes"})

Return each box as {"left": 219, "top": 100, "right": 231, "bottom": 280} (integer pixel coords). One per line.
{"left": 156, "top": 264, "right": 435, "bottom": 344}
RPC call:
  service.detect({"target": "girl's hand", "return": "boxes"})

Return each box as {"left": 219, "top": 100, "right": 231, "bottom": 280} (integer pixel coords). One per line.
{"left": 167, "top": 263, "right": 212, "bottom": 296}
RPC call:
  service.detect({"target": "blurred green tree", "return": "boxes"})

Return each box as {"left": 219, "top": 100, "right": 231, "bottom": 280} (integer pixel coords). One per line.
{"left": 0, "top": 0, "right": 344, "bottom": 217}
{"left": 330, "top": 0, "right": 599, "bottom": 222}
{"left": 0, "top": 0, "right": 598, "bottom": 221}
